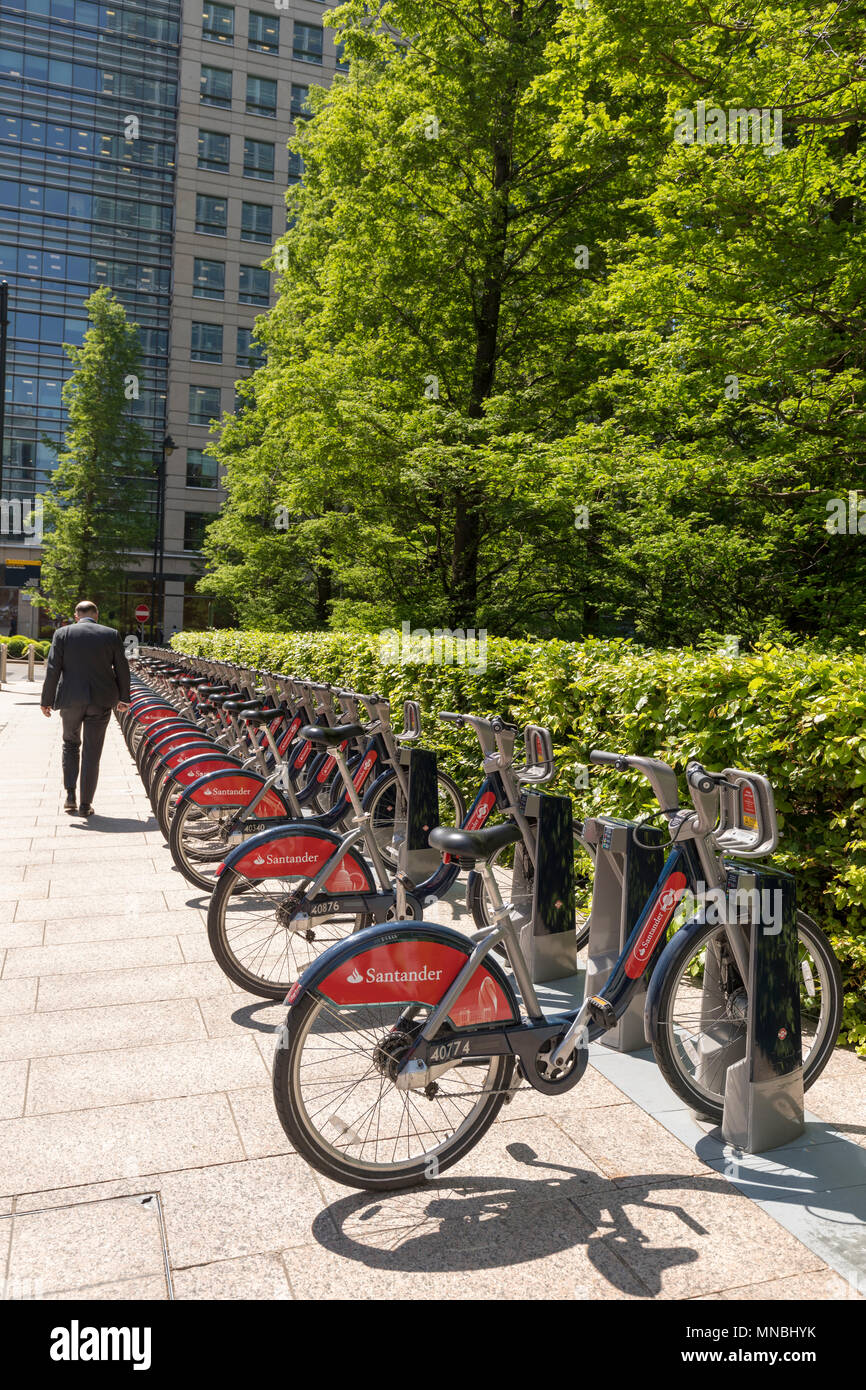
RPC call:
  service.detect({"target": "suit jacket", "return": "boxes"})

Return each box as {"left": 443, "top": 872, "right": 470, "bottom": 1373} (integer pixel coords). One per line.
{"left": 41, "top": 619, "right": 131, "bottom": 710}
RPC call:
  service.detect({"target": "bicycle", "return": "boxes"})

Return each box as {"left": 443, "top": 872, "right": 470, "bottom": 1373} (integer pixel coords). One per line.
{"left": 271, "top": 748, "right": 841, "bottom": 1191}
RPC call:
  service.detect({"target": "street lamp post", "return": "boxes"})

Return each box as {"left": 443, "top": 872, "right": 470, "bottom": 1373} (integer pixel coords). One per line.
{"left": 149, "top": 433, "right": 175, "bottom": 642}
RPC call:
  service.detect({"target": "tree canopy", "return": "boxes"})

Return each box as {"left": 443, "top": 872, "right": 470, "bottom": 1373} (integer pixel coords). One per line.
{"left": 201, "top": 0, "right": 866, "bottom": 645}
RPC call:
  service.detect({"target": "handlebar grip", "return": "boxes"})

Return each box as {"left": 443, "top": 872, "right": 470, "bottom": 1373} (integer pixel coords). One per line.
{"left": 438, "top": 712, "right": 465, "bottom": 726}
{"left": 687, "top": 766, "right": 717, "bottom": 796}
{"left": 589, "top": 750, "right": 622, "bottom": 766}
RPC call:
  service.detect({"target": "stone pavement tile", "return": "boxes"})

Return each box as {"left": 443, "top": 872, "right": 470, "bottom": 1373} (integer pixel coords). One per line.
{"left": 45, "top": 843, "right": 168, "bottom": 867}
{"left": 556, "top": 1100, "right": 709, "bottom": 1186}
{"left": 44, "top": 867, "right": 182, "bottom": 896}
{"left": 571, "top": 1175, "right": 824, "bottom": 1300}
{"left": 504, "top": 1063, "right": 631, "bottom": 1124}
{"left": 0, "top": 880, "right": 48, "bottom": 902}
{"left": 177, "top": 931, "right": 216, "bottom": 964}
{"left": 0, "top": 1197, "right": 11, "bottom": 1215}
{"left": 42, "top": 910, "right": 204, "bottom": 946}
{"left": 36, "top": 961, "right": 231, "bottom": 1012}
{"left": 279, "top": 1196, "right": 648, "bottom": 1300}
{"left": 7, "top": 1194, "right": 167, "bottom": 1295}
{"left": 27, "top": 1035, "right": 268, "bottom": 1114}
{"left": 0, "top": 1094, "right": 244, "bottom": 1196}
{"left": 0, "top": 921, "right": 45, "bottom": 949}
{"left": 228, "top": 1087, "right": 293, "bottom": 1160}
{"left": 3, "top": 935, "right": 185, "bottom": 979}
{"left": 0, "top": 978, "right": 37, "bottom": 1016}
{"left": 700, "top": 1269, "right": 862, "bottom": 1300}
{"left": 15, "top": 1176, "right": 164, "bottom": 1213}
{"left": 0, "top": 998, "right": 207, "bottom": 1061}
{"left": 196, "top": 992, "right": 288, "bottom": 1043}
{"left": 160, "top": 1155, "right": 332, "bottom": 1265}
{"left": 13, "top": 890, "right": 173, "bottom": 924}
{"left": 0, "top": 1061, "right": 28, "bottom": 1120}
{"left": 806, "top": 1047, "right": 866, "bottom": 1148}
{"left": 163, "top": 888, "right": 211, "bottom": 913}
{"left": 1, "top": 839, "right": 35, "bottom": 859}
{"left": 172, "top": 1253, "right": 292, "bottom": 1300}
{"left": 41, "top": 1274, "right": 168, "bottom": 1300}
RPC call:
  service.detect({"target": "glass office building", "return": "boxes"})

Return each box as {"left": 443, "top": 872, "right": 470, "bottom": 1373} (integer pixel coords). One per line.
{"left": 0, "top": 0, "right": 345, "bottom": 636}
{"left": 0, "top": 0, "right": 180, "bottom": 633}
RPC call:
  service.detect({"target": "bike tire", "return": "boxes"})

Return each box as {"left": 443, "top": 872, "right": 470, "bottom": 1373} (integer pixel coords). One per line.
{"left": 272, "top": 989, "right": 513, "bottom": 1191}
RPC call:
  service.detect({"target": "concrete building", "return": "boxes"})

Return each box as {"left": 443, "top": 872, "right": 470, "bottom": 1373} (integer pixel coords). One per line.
{"left": 0, "top": 0, "right": 344, "bottom": 637}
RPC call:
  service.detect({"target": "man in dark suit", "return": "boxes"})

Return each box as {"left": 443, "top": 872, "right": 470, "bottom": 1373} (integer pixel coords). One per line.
{"left": 41, "top": 600, "right": 131, "bottom": 816}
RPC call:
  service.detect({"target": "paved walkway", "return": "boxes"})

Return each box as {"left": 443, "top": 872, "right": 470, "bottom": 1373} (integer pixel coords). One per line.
{"left": 1, "top": 668, "right": 864, "bottom": 1300}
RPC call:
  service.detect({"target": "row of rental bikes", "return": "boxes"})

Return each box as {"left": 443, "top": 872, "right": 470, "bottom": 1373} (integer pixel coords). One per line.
{"left": 122, "top": 648, "right": 842, "bottom": 1191}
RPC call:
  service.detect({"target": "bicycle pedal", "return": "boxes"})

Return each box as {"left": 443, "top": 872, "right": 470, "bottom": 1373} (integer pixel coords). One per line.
{"left": 585, "top": 995, "right": 617, "bottom": 1031}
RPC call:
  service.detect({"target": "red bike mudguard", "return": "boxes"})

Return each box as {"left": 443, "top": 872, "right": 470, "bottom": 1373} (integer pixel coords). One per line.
{"left": 222, "top": 823, "right": 376, "bottom": 892}
{"left": 300, "top": 924, "right": 520, "bottom": 1029}
{"left": 181, "top": 769, "right": 290, "bottom": 817}
{"left": 165, "top": 752, "right": 244, "bottom": 788}
{"left": 130, "top": 704, "right": 181, "bottom": 727}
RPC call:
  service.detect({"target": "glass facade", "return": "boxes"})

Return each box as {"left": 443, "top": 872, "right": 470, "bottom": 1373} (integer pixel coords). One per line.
{"left": 0, "top": 0, "right": 180, "bottom": 540}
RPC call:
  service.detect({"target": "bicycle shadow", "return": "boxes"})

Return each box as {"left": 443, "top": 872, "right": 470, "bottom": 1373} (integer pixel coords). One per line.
{"left": 63, "top": 814, "right": 159, "bottom": 833}
{"left": 311, "top": 1142, "right": 726, "bottom": 1297}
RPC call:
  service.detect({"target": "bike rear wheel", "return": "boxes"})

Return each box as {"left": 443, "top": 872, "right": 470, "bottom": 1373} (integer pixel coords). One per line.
{"left": 273, "top": 992, "right": 513, "bottom": 1190}
{"left": 651, "top": 910, "right": 842, "bottom": 1122}
{"left": 207, "top": 865, "right": 369, "bottom": 998}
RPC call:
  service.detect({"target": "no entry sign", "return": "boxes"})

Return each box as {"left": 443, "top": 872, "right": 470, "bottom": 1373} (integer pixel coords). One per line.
{"left": 135, "top": 604, "right": 150, "bottom": 623}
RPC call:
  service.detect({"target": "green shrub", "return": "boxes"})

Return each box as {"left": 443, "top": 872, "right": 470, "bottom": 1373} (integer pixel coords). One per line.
{"left": 171, "top": 628, "right": 866, "bottom": 1051}
{"left": 6, "top": 636, "right": 31, "bottom": 658}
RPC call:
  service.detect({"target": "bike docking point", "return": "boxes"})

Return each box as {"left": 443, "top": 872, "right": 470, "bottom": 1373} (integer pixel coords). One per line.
{"left": 582, "top": 816, "right": 666, "bottom": 1051}
{"left": 715, "top": 864, "right": 805, "bottom": 1153}
{"left": 518, "top": 793, "right": 577, "bottom": 983}
{"left": 398, "top": 745, "right": 442, "bottom": 886}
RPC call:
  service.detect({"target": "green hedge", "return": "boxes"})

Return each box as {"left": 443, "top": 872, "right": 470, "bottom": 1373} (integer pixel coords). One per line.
{"left": 0, "top": 636, "right": 50, "bottom": 659}
{"left": 171, "top": 628, "right": 866, "bottom": 1051}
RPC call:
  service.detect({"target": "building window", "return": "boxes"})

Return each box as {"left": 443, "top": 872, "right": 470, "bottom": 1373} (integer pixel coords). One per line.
{"left": 197, "top": 129, "right": 230, "bottom": 172}
{"left": 184, "top": 512, "right": 212, "bottom": 551}
{"left": 335, "top": 37, "right": 349, "bottom": 70}
{"left": 191, "top": 322, "right": 223, "bottom": 362}
{"left": 293, "top": 22, "right": 323, "bottom": 64}
{"left": 195, "top": 194, "right": 227, "bottom": 236}
{"left": 248, "top": 10, "right": 279, "bottom": 53}
{"left": 246, "top": 74, "right": 277, "bottom": 118}
{"left": 290, "top": 84, "right": 310, "bottom": 120}
{"left": 241, "top": 201, "right": 272, "bottom": 243}
{"left": 189, "top": 385, "right": 222, "bottom": 426}
{"left": 287, "top": 150, "right": 304, "bottom": 182}
{"left": 186, "top": 448, "right": 220, "bottom": 488}
{"left": 202, "top": 2, "right": 234, "bottom": 44}
{"left": 200, "top": 65, "right": 232, "bottom": 108}
{"left": 192, "top": 258, "right": 225, "bottom": 299}
{"left": 239, "top": 264, "right": 270, "bottom": 305}
{"left": 243, "top": 138, "right": 274, "bottom": 181}
{"left": 237, "top": 327, "right": 265, "bottom": 368}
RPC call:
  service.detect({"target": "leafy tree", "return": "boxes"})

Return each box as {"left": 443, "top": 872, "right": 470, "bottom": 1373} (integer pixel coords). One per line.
{"left": 203, "top": 0, "right": 866, "bottom": 645}
{"left": 35, "top": 288, "right": 153, "bottom": 623}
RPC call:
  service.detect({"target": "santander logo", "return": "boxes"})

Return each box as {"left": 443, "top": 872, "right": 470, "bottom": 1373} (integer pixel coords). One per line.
{"left": 347, "top": 967, "right": 363, "bottom": 984}
{"left": 624, "top": 872, "right": 688, "bottom": 978}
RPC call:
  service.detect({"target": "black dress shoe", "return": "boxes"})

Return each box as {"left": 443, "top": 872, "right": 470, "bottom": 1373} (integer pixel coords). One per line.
{"left": 80, "top": 804, "right": 94, "bottom": 817}
{"left": 64, "top": 794, "right": 77, "bottom": 814}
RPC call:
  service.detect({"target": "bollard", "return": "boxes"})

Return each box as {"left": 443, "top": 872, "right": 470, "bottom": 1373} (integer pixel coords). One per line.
{"left": 27, "top": 642, "right": 35, "bottom": 681}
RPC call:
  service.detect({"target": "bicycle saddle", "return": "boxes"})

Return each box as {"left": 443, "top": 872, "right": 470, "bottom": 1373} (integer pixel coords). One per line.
{"left": 299, "top": 723, "right": 364, "bottom": 746}
{"left": 428, "top": 821, "right": 521, "bottom": 865}
{"left": 240, "top": 706, "right": 286, "bottom": 725}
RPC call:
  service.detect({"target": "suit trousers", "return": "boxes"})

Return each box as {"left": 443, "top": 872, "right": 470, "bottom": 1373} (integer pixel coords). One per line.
{"left": 61, "top": 703, "right": 112, "bottom": 806}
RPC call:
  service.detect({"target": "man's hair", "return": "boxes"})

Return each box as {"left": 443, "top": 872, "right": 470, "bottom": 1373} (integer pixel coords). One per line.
{"left": 74, "top": 601, "right": 99, "bottom": 618}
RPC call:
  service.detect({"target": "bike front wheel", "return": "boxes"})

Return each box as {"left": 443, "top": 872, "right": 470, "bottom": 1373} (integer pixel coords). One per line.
{"left": 273, "top": 991, "right": 513, "bottom": 1190}
{"left": 651, "top": 910, "right": 842, "bottom": 1122}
